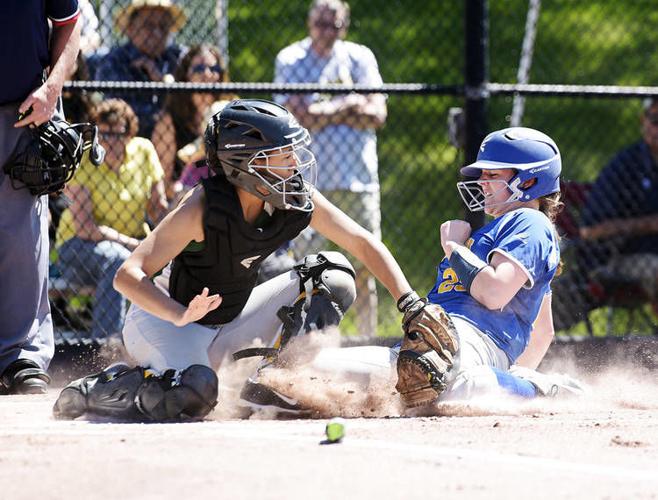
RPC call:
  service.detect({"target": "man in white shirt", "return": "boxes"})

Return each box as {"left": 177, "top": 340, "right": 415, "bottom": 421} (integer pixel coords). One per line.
{"left": 274, "top": 0, "right": 387, "bottom": 336}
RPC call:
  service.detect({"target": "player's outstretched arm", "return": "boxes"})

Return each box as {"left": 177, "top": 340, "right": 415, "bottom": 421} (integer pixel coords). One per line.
{"left": 310, "top": 191, "right": 412, "bottom": 301}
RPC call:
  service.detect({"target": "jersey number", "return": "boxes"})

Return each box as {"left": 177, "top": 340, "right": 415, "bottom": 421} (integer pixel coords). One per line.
{"left": 437, "top": 268, "right": 466, "bottom": 294}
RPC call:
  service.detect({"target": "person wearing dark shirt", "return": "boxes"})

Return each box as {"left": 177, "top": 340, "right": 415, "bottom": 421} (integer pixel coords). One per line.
{"left": 95, "top": 0, "right": 185, "bottom": 137}
{"left": 0, "top": 0, "right": 81, "bottom": 394}
{"left": 582, "top": 99, "right": 658, "bottom": 307}
{"left": 554, "top": 98, "right": 658, "bottom": 330}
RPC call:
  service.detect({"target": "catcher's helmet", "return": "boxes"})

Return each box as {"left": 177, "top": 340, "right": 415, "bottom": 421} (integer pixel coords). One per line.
{"left": 205, "top": 99, "right": 317, "bottom": 211}
{"left": 457, "top": 127, "right": 561, "bottom": 212}
{"left": 6, "top": 119, "right": 105, "bottom": 196}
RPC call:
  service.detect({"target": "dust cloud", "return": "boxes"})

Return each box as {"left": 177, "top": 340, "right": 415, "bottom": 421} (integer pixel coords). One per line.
{"left": 211, "top": 332, "right": 658, "bottom": 420}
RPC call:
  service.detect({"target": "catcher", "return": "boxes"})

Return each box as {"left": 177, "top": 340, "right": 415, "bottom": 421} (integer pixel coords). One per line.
{"left": 52, "top": 98, "right": 448, "bottom": 422}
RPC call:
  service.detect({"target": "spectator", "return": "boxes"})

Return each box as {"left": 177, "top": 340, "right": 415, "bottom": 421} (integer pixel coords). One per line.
{"left": 51, "top": 52, "right": 101, "bottom": 246}
{"left": 0, "top": 1, "right": 81, "bottom": 395}
{"left": 56, "top": 99, "right": 167, "bottom": 341}
{"left": 95, "top": 0, "right": 186, "bottom": 137}
{"left": 583, "top": 100, "right": 658, "bottom": 301}
{"left": 152, "top": 44, "right": 229, "bottom": 207}
{"left": 274, "top": 0, "right": 387, "bottom": 336}
{"left": 553, "top": 98, "right": 658, "bottom": 330}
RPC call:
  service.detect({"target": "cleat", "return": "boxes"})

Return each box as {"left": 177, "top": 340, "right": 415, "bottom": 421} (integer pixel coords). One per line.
{"left": 16, "top": 377, "right": 49, "bottom": 395}
{"left": 510, "top": 365, "right": 589, "bottom": 398}
{"left": 239, "top": 378, "right": 310, "bottom": 418}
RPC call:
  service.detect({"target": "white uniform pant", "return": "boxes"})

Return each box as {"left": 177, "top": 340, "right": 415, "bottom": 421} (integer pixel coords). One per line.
{"left": 310, "top": 316, "right": 510, "bottom": 401}
{"left": 123, "top": 271, "right": 301, "bottom": 373}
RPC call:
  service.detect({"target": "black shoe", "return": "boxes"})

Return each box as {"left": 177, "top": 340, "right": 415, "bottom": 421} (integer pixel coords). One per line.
{"left": 1, "top": 359, "right": 51, "bottom": 395}
{"left": 239, "top": 378, "right": 310, "bottom": 418}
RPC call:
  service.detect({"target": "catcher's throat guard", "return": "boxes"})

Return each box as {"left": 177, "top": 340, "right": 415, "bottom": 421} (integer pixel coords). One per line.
{"left": 5, "top": 118, "right": 105, "bottom": 196}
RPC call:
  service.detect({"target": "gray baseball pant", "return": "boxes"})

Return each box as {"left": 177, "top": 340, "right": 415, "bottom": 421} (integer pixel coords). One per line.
{"left": 0, "top": 103, "right": 54, "bottom": 374}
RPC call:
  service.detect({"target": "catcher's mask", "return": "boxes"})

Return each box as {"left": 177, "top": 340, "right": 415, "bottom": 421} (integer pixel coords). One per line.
{"left": 6, "top": 119, "right": 105, "bottom": 196}
{"left": 205, "top": 99, "right": 317, "bottom": 212}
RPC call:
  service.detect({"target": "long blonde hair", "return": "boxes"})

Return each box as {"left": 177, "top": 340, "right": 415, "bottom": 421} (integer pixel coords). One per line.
{"left": 538, "top": 192, "right": 564, "bottom": 275}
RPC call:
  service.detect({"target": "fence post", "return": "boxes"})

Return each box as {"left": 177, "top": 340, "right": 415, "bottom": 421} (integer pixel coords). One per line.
{"left": 464, "top": 0, "right": 489, "bottom": 229}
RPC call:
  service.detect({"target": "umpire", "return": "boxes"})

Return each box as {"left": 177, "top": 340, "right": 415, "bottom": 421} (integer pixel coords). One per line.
{"left": 0, "top": 1, "right": 81, "bottom": 394}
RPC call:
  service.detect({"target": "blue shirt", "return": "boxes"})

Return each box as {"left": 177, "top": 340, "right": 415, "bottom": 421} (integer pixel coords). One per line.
{"left": 428, "top": 208, "right": 560, "bottom": 362}
{"left": 274, "top": 38, "right": 384, "bottom": 192}
{"left": 0, "top": 0, "right": 79, "bottom": 105}
{"left": 582, "top": 141, "right": 658, "bottom": 262}
{"left": 95, "top": 42, "right": 182, "bottom": 137}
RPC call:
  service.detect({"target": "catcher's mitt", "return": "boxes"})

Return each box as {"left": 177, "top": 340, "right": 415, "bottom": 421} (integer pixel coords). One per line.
{"left": 395, "top": 292, "right": 459, "bottom": 408}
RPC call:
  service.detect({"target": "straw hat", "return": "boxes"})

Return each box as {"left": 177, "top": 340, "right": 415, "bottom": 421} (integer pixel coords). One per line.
{"left": 116, "top": 0, "right": 186, "bottom": 34}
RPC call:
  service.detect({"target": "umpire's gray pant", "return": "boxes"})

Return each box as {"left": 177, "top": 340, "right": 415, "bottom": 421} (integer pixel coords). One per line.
{"left": 0, "top": 103, "right": 54, "bottom": 374}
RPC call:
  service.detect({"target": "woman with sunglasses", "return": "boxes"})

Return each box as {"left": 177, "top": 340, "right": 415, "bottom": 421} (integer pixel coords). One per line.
{"left": 152, "top": 44, "right": 231, "bottom": 208}
{"left": 56, "top": 99, "right": 168, "bottom": 341}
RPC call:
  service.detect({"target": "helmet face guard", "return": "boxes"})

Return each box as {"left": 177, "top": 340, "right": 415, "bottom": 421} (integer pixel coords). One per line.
{"left": 247, "top": 131, "right": 317, "bottom": 212}
{"left": 7, "top": 120, "right": 104, "bottom": 196}
{"left": 456, "top": 127, "right": 561, "bottom": 213}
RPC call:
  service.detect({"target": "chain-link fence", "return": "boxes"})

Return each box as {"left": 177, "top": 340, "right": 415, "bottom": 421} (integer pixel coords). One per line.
{"left": 51, "top": 0, "right": 658, "bottom": 344}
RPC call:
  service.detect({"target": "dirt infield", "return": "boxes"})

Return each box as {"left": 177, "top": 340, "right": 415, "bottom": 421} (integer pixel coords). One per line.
{"left": 2, "top": 374, "right": 657, "bottom": 500}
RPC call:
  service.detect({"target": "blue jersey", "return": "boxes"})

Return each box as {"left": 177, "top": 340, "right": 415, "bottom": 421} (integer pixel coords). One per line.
{"left": 427, "top": 208, "right": 560, "bottom": 362}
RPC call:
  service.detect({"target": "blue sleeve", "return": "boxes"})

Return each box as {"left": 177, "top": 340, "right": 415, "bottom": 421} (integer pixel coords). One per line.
{"left": 490, "top": 211, "right": 558, "bottom": 287}
{"left": 95, "top": 50, "right": 124, "bottom": 81}
{"left": 46, "top": 0, "right": 79, "bottom": 23}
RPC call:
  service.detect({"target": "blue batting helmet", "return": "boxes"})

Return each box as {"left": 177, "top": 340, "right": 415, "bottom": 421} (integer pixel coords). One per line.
{"left": 457, "top": 127, "right": 561, "bottom": 212}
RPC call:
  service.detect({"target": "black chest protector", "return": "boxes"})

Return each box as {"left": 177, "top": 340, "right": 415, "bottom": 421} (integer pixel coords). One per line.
{"left": 168, "top": 173, "right": 312, "bottom": 325}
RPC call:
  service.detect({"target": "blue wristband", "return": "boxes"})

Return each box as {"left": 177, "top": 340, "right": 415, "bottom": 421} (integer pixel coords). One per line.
{"left": 448, "top": 247, "right": 487, "bottom": 293}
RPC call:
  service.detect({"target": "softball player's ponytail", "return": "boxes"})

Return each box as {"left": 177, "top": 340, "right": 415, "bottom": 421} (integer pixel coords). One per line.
{"left": 539, "top": 192, "right": 564, "bottom": 275}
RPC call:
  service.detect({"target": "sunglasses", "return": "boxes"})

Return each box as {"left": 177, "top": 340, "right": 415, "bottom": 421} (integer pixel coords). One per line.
{"left": 312, "top": 19, "right": 345, "bottom": 31}
{"left": 99, "top": 130, "right": 127, "bottom": 140}
{"left": 190, "top": 63, "right": 223, "bottom": 75}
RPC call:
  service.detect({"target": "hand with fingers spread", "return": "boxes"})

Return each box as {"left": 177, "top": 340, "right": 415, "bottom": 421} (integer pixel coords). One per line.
{"left": 174, "top": 287, "right": 222, "bottom": 327}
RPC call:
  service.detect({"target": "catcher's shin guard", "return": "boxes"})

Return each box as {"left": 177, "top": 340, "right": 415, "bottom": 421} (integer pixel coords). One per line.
{"left": 53, "top": 364, "right": 218, "bottom": 421}
{"left": 396, "top": 301, "right": 459, "bottom": 407}
{"left": 53, "top": 363, "right": 140, "bottom": 420}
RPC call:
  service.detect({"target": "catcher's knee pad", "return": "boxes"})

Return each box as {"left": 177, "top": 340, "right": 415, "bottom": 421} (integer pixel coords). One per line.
{"left": 296, "top": 251, "right": 356, "bottom": 308}
{"left": 395, "top": 303, "right": 460, "bottom": 408}
{"left": 233, "top": 252, "right": 356, "bottom": 363}
{"left": 53, "top": 364, "right": 218, "bottom": 422}
{"left": 293, "top": 251, "right": 356, "bottom": 330}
